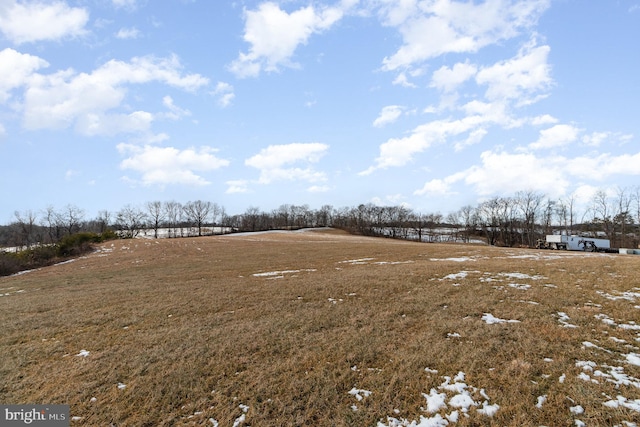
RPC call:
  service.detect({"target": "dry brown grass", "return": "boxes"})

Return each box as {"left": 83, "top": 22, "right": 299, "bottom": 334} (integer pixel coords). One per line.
{"left": 1, "top": 228, "right": 639, "bottom": 426}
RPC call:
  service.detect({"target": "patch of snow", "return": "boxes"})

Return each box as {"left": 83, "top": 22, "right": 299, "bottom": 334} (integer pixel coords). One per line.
{"left": 423, "top": 389, "right": 447, "bottom": 413}
{"left": 477, "top": 402, "right": 500, "bottom": 416}
{"left": 570, "top": 405, "right": 584, "bottom": 414}
{"left": 339, "top": 258, "right": 375, "bottom": 265}
{"left": 507, "top": 283, "right": 531, "bottom": 290}
{"left": 625, "top": 353, "right": 640, "bottom": 366}
{"left": 535, "top": 395, "right": 547, "bottom": 408}
{"left": 348, "top": 388, "right": 372, "bottom": 401}
{"left": 76, "top": 349, "right": 90, "bottom": 357}
{"left": 481, "top": 313, "right": 520, "bottom": 324}
{"left": 557, "top": 312, "right": 578, "bottom": 328}
{"left": 603, "top": 396, "right": 640, "bottom": 412}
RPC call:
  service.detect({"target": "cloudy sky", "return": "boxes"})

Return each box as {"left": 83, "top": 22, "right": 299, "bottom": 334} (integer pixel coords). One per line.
{"left": 1, "top": 0, "right": 639, "bottom": 221}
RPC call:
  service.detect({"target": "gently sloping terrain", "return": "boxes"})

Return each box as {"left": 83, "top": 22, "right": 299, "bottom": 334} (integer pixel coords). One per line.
{"left": 1, "top": 229, "right": 639, "bottom": 426}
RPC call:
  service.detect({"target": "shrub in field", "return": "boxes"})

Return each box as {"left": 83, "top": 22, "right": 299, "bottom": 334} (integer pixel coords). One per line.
{"left": 0, "top": 231, "right": 117, "bottom": 276}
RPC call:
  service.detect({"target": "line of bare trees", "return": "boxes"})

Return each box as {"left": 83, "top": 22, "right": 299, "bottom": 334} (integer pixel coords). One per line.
{"left": 2, "top": 186, "right": 640, "bottom": 250}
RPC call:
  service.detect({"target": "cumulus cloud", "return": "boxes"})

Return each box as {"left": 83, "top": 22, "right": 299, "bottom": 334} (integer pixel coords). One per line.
{"left": 475, "top": 41, "right": 552, "bottom": 104}
{"left": 117, "top": 144, "right": 230, "bottom": 186}
{"left": 0, "top": 0, "right": 89, "bottom": 44}
{"left": 378, "top": 0, "right": 550, "bottom": 71}
{"left": 373, "top": 105, "right": 404, "bottom": 127}
{"left": 414, "top": 148, "right": 640, "bottom": 203}
{"left": 21, "top": 54, "right": 208, "bottom": 135}
{"left": 462, "top": 150, "right": 569, "bottom": 196}
{"left": 0, "top": 48, "right": 49, "bottom": 102}
{"left": 529, "top": 124, "right": 581, "bottom": 150}
{"left": 229, "top": 2, "right": 345, "bottom": 78}
{"left": 245, "top": 142, "right": 329, "bottom": 184}
{"left": 430, "top": 61, "right": 478, "bottom": 92}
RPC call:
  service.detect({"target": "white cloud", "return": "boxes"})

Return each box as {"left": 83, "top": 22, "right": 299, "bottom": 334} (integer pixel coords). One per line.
{"left": 430, "top": 61, "right": 478, "bottom": 92}
{"left": 463, "top": 150, "right": 569, "bottom": 196}
{"left": 475, "top": 41, "right": 552, "bottom": 104}
{"left": 362, "top": 110, "right": 506, "bottom": 174}
{"left": 421, "top": 147, "right": 640, "bottom": 202}
{"left": 530, "top": 114, "right": 558, "bottom": 125}
{"left": 582, "top": 131, "right": 609, "bottom": 147}
{"left": 228, "top": 2, "right": 344, "bottom": 78}
{"left": 161, "top": 96, "right": 191, "bottom": 120}
{"left": 392, "top": 72, "right": 417, "bottom": 88}
{"left": 117, "top": 144, "right": 230, "bottom": 186}
{"left": 0, "top": 0, "right": 89, "bottom": 44}
{"left": 212, "top": 82, "right": 235, "bottom": 107}
{"left": 76, "top": 111, "right": 154, "bottom": 136}
{"left": 529, "top": 124, "right": 581, "bottom": 150}
{"left": 115, "top": 27, "right": 140, "bottom": 39}
{"left": 414, "top": 179, "right": 453, "bottom": 196}
{"left": 0, "top": 48, "right": 49, "bottom": 103}
{"left": 245, "top": 142, "right": 329, "bottom": 184}
{"left": 225, "top": 180, "right": 250, "bottom": 194}
{"left": 21, "top": 54, "right": 208, "bottom": 135}
{"left": 373, "top": 105, "right": 404, "bottom": 127}
{"left": 378, "top": 0, "right": 550, "bottom": 71}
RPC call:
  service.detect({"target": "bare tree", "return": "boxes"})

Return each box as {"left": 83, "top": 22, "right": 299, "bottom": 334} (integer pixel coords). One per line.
{"left": 183, "top": 200, "right": 213, "bottom": 236}
{"left": 42, "top": 205, "right": 62, "bottom": 244}
{"left": 116, "top": 205, "right": 147, "bottom": 238}
{"left": 516, "top": 191, "right": 544, "bottom": 247}
{"left": 96, "top": 210, "right": 112, "bottom": 233}
{"left": 614, "top": 187, "right": 632, "bottom": 248}
{"left": 146, "top": 201, "right": 166, "bottom": 239}
{"left": 59, "top": 204, "right": 85, "bottom": 236}
{"left": 164, "top": 201, "right": 183, "bottom": 238}
{"left": 591, "top": 190, "right": 613, "bottom": 240}
{"left": 13, "top": 210, "right": 38, "bottom": 249}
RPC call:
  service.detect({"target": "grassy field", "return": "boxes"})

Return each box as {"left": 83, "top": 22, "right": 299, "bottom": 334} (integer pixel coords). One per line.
{"left": 1, "top": 228, "right": 639, "bottom": 426}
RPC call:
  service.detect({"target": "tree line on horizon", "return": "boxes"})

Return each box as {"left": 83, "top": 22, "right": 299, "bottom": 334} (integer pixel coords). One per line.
{"left": 2, "top": 186, "right": 640, "bottom": 252}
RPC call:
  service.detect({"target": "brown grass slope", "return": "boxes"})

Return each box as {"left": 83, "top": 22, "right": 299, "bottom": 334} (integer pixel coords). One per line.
{"left": 1, "top": 229, "right": 639, "bottom": 426}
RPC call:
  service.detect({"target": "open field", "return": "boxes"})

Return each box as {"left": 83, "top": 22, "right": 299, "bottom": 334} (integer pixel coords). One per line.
{"left": 1, "top": 228, "right": 639, "bottom": 426}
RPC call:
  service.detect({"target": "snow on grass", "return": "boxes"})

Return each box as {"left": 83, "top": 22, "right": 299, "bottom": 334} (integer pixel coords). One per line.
{"left": 498, "top": 272, "right": 545, "bottom": 280}
{"left": 602, "top": 396, "right": 640, "bottom": 412}
{"left": 429, "top": 257, "right": 477, "bottom": 262}
{"left": 252, "top": 269, "right": 316, "bottom": 278}
{"left": 348, "top": 387, "right": 372, "bottom": 401}
{"left": 507, "top": 283, "right": 531, "bottom": 290}
{"left": 76, "top": 349, "right": 90, "bottom": 357}
{"left": 576, "top": 360, "right": 640, "bottom": 388}
{"left": 625, "top": 353, "right": 640, "bottom": 366}
{"left": 570, "top": 405, "right": 584, "bottom": 414}
{"left": 378, "top": 371, "right": 499, "bottom": 426}
{"left": 481, "top": 313, "right": 520, "bottom": 324}
{"left": 595, "top": 313, "right": 640, "bottom": 331}
{"left": 556, "top": 312, "right": 578, "bottom": 328}
{"left": 597, "top": 289, "right": 640, "bottom": 302}
{"left": 338, "top": 258, "right": 375, "bottom": 265}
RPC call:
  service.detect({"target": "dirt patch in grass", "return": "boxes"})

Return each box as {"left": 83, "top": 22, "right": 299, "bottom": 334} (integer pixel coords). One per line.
{"left": 1, "top": 229, "right": 639, "bottom": 426}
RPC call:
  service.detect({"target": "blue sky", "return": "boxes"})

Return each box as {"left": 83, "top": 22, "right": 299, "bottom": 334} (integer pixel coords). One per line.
{"left": 1, "top": 0, "right": 639, "bottom": 222}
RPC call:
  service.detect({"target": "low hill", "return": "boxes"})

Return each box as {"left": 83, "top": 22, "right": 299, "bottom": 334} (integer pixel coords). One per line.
{"left": 1, "top": 229, "right": 639, "bottom": 426}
